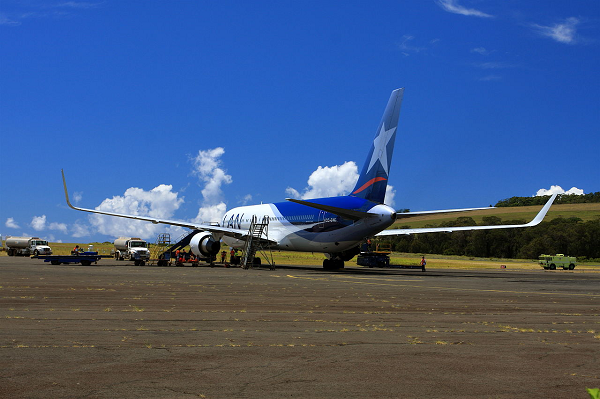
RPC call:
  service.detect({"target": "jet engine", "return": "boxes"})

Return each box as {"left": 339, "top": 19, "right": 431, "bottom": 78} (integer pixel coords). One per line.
{"left": 189, "top": 232, "right": 221, "bottom": 258}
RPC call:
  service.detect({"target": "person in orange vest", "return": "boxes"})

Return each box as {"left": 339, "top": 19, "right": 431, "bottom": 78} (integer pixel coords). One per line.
{"left": 72, "top": 245, "right": 80, "bottom": 255}
{"left": 420, "top": 256, "right": 427, "bottom": 271}
{"left": 230, "top": 248, "right": 235, "bottom": 263}
{"left": 221, "top": 250, "right": 227, "bottom": 263}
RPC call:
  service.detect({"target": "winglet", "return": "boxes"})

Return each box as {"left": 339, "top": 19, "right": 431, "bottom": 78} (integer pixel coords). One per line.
{"left": 526, "top": 192, "right": 558, "bottom": 226}
{"left": 61, "top": 169, "right": 77, "bottom": 210}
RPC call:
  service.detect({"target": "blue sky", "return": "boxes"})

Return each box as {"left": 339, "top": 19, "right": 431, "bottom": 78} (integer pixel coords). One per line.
{"left": 1, "top": 0, "right": 598, "bottom": 243}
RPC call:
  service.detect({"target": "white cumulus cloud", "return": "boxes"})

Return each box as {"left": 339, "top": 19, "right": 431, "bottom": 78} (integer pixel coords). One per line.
{"left": 30, "top": 215, "right": 68, "bottom": 234}
{"left": 191, "top": 147, "right": 232, "bottom": 223}
{"left": 5, "top": 217, "right": 20, "bottom": 229}
{"left": 195, "top": 203, "right": 228, "bottom": 224}
{"left": 31, "top": 215, "right": 47, "bottom": 231}
{"left": 286, "top": 162, "right": 359, "bottom": 200}
{"left": 535, "top": 185, "right": 584, "bottom": 196}
{"left": 90, "top": 184, "right": 185, "bottom": 239}
{"left": 71, "top": 222, "right": 91, "bottom": 238}
{"left": 66, "top": 147, "right": 234, "bottom": 240}
{"left": 286, "top": 161, "right": 396, "bottom": 207}
{"left": 49, "top": 222, "right": 68, "bottom": 233}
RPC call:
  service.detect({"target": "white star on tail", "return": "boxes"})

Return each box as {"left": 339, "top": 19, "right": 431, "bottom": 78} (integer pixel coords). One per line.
{"left": 367, "top": 123, "right": 396, "bottom": 175}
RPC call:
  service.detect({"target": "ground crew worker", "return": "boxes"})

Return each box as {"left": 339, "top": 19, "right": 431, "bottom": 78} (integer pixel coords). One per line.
{"left": 230, "top": 248, "right": 235, "bottom": 263}
{"left": 72, "top": 245, "right": 80, "bottom": 255}
{"left": 420, "top": 256, "right": 427, "bottom": 271}
{"left": 221, "top": 250, "right": 227, "bottom": 263}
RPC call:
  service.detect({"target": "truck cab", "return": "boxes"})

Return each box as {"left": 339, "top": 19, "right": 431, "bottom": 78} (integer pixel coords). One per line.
{"left": 30, "top": 239, "right": 52, "bottom": 256}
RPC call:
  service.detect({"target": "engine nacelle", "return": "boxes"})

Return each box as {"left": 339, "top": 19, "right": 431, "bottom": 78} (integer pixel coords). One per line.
{"left": 189, "top": 232, "right": 221, "bottom": 258}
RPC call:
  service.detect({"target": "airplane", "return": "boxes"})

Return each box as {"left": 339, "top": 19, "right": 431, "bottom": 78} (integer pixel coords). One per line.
{"left": 62, "top": 88, "right": 557, "bottom": 269}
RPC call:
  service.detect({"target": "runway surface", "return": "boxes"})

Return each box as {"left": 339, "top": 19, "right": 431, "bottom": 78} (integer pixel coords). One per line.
{"left": 1, "top": 256, "right": 599, "bottom": 398}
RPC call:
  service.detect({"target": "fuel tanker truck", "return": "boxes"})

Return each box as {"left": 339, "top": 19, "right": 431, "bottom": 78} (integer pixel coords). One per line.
{"left": 4, "top": 236, "right": 53, "bottom": 256}
{"left": 113, "top": 237, "right": 150, "bottom": 266}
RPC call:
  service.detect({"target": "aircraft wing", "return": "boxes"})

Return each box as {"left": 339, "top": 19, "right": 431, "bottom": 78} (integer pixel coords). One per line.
{"left": 396, "top": 206, "right": 493, "bottom": 218}
{"left": 61, "top": 170, "right": 252, "bottom": 240}
{"left": 377, "top": 193, "right": 557, "bottom": 236}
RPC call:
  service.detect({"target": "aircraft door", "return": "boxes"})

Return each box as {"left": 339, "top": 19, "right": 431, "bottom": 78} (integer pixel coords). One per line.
{"left": 318, "top": 210, "right": 326, "bottom": 230}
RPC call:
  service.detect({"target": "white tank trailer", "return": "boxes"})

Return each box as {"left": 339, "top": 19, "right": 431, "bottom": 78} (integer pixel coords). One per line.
{"left": 113, "top": 237, "right": 150, "bottom": 266}
{"left": 5, "top": 236, "right": 53, "bottom": 256}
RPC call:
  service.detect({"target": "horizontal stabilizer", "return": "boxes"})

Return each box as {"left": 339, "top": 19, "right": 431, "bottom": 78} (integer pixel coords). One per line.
{"left": 378, "top": 193, "right": 557, "bottom": 236}
{"left": 285, "top": 198, "right": 371, "bottom": 221}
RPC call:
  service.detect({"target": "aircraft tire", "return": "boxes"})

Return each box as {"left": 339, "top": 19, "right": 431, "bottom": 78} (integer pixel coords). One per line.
{"left": 323, "top": 259, "right": 343, "bottom": 269}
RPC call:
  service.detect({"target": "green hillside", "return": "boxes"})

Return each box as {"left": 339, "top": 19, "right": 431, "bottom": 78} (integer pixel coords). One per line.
{"left": 391, "top": 203, "right": 600, "bottom": 229}
{"left": 382, "top": 203, "right": 600, "bottom": 261}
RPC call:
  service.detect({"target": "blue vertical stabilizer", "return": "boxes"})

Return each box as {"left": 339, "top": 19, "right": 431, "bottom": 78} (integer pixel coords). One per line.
{"left": 350, "top": 88, "right": 404, "bottom": 204}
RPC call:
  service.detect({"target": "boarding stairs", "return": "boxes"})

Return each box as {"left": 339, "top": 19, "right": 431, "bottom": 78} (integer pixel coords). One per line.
{"left": 241, "top": 216, "right": 274, "bottom": 270}
{"left": 148, "top": 233, "right": 171, "bottom": 266}
{"left": 149, "top": 230, "right": 200, "bottom": 266}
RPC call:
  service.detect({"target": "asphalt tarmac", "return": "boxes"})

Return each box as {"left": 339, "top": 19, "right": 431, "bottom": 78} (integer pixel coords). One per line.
{"left": 1, "top": 256, "right": 598, "bottom": 398}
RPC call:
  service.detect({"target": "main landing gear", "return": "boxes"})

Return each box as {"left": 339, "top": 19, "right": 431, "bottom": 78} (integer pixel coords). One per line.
{"left": 323, "top": 258, "right": 344, "bottom": 270}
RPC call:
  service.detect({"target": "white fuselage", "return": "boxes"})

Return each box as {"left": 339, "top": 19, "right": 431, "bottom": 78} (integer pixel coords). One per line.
{"left": 220, "top": 202, "right": 396, "bottom": 254}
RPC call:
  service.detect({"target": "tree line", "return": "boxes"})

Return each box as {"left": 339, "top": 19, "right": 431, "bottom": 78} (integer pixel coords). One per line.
{"left": 495, "top": 192, "right": 600, "bottom": 207}
{"left": 382, "top": 216, "right": 600, "bottom": 261}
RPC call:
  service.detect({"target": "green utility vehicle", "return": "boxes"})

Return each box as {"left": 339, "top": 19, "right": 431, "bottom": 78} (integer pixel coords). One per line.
{"left": 538, "top": 254, "right": 577, "bottom": 270}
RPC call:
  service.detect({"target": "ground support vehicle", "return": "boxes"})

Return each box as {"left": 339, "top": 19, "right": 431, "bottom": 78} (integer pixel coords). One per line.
{"left": 357, "top": 251, "right": 391, "bottom": 268}
{"left": 113, "top": 237, "right": 150, "bottom": 266}
{"left": 356, "top": 243, "right": 426, "bottom": 271}
{"left": 356, "top": 242, "right": 391, "bottom": 268}
{"left": 4, "top": 236, "right": 52, "bottom": 256}
{"left": 539, "top": 254, "right": 577, "bottom": 270}
{"left": 34, "top": 252, "right": 110, "bottom": 266}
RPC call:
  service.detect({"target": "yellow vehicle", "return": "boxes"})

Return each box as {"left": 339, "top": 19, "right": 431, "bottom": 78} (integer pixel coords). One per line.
{"left": 539, "top": 254, "right": 577, "bottom": 270}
